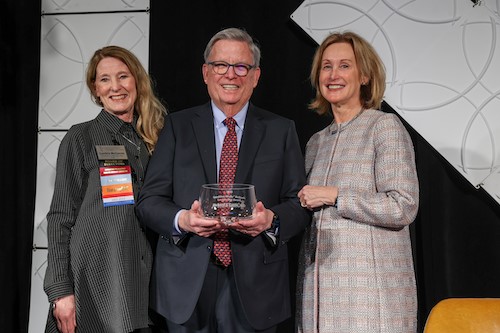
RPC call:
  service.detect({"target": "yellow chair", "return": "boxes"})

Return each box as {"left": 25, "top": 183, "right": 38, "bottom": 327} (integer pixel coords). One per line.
{"left": 424, "top": 298, "right": 500, "bottom": 333}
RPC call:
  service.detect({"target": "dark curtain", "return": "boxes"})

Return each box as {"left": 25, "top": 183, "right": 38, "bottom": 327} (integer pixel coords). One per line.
{"left": 1, "top": 0, "right": 41, "bottom": 332}
{"left": 3, "top": 0, "right": 500, "bottom": 332}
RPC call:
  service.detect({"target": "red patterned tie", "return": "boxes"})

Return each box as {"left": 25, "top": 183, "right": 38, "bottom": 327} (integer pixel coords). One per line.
{"left": 213, "top": 117, "right": 237, "bottom": 267}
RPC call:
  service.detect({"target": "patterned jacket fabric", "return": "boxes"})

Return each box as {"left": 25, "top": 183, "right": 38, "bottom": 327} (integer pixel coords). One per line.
{"left": 43, "top": 110, "right": 153, "bottom": 333}
{"left": 297, "top": 109, "right": 419, "bottom": 333}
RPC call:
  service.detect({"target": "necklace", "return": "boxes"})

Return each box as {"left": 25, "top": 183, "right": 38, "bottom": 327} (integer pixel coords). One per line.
{"left": 119, "top": 123, "right": 142, "bottom": 152}
{"left": 116, "top": 126, "right": 145, "bottom": 186}
{"left": 120, "top": 132, "right": 141, "bottom": 152}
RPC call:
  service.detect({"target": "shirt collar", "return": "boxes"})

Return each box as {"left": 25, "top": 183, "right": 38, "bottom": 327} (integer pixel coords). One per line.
{"left": 211, "top": 101, "right": 248, "bottom": 130}
{"left": 96, "top": 109, "right": 138, "bottom": 134}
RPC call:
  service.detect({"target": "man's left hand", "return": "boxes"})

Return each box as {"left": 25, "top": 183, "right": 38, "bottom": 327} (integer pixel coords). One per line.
{"left": 229, "top": 201, "right": 273, "bottom": 237}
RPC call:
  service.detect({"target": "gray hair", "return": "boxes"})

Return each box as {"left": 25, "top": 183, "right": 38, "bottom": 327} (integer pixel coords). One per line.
{"left": 203, "top": 27, "right": 261, "bottom": 67}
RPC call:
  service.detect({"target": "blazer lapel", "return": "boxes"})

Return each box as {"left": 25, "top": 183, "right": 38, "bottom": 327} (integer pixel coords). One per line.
{"left": 235, "top": 104, "right": 265, "bottom": 184}
{"left": 192, "top": 103, "right": 218, "bottom": 184}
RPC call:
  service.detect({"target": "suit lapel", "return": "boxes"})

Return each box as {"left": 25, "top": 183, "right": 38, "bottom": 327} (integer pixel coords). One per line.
{"left": 192, "top": 104, "right": 218, "bottom": 184}
{"left": 235, "top": 104, "right": 265, "bottom": 184}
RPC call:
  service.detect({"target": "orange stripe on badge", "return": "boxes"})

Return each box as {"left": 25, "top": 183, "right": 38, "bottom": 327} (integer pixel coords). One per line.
{"left": 102, "top": 183, "right": 134, "bottom": 197}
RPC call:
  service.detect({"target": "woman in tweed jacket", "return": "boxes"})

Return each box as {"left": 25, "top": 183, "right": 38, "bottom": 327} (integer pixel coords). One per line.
{"left": 43, "top": 46, "right": 166, "bottom": 333}
{"left": 296, "top": 32, "right": 419, "bottom": 332}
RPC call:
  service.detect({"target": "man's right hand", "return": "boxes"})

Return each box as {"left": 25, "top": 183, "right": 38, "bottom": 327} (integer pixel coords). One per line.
{"left": 178, "top": 200, "right": 224, "bottom": 237}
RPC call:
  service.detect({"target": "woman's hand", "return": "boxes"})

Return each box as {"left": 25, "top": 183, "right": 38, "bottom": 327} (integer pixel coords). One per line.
{"left": 52, "top": 294, "right": 77, "bottom": 333}
{"left": 298, "top": 185, "right": 338, "bottom": 209}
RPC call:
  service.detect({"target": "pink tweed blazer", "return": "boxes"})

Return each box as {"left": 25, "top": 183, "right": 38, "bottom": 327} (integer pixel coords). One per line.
{"left": 297, "top": 109, "right": 419, "bottom": 333}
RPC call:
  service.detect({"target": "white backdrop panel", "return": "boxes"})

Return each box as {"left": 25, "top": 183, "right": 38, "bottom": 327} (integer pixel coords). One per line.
{"left": 39, "top": 12, "right": 150, "bottom": 130}
{"left": 291, "top": 0, "right": 500, "bottom": 205}
{"left": 42, "top": 0, "right": 149, "bottom": 14}
{"left": 29, "top": 249, "right": 48, "bottom": 333}
{"left": 34, "top": 132, "right": 66, "bottom": 248}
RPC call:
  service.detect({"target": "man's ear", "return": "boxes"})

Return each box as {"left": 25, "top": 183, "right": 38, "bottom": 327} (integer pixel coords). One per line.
{"left": 202, "top": 64, "right": 209, "bottom": 84}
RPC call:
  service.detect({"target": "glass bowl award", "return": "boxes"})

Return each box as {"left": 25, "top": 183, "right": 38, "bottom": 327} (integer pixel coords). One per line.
{"left": 199, "top": 183, "right": 256, "bottom": 224}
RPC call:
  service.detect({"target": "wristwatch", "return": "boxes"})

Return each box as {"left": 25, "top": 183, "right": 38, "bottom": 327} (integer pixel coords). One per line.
{"left": 267, "top": 213, "right": 280, "bottom": 234}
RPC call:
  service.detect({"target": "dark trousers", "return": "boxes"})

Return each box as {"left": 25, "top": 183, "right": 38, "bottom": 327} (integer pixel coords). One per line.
{"left": 151, "top": 261, "right": 277, "bottom": 333}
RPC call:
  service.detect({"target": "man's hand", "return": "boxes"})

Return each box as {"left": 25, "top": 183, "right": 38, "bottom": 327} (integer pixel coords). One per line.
{"left": 178, "top": 200, "right": 225, "bottom": 237}
{"left": 229, "top": 201, "right": 273, "bottom": 237}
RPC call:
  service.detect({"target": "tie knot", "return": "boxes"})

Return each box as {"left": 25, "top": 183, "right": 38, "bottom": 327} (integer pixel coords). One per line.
{"left": 224, "top": 117, "right": 236, "bottom": 131}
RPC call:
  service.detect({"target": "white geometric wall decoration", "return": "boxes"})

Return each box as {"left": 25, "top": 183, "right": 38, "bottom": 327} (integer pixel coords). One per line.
{"left": 31, "top": 1, "right": 150, "bottom": 331}
{"left": 33, "top": 132, "right": 66, "bottom": 249}
{"left": 291, "top": 0, "right": 500, "bottom": 205}
{"left": 29, "top": 249, "right": 49, "bottom": 333}
{"left": 39, "top": 12, "right": 150, "bottom": 129}
{"left": 42, "top": 0, "right": 149, "bottom": 14}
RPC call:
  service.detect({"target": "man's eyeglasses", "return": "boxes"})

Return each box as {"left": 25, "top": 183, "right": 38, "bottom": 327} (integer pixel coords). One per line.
{"left": 207, "top": 61, "right": 255, "bottom": 77}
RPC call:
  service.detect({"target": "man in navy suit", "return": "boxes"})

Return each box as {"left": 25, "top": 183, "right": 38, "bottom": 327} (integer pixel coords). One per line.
{"left": 136, "top": 27, "right": 310, "bottom": 333}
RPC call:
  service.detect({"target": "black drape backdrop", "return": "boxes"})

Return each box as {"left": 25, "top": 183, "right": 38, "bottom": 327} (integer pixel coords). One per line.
{"left": 1, "top": 0, "right": 41, "bottom": 332}
{"left": 3, "top": 1, "right": 500, "bottom": 332}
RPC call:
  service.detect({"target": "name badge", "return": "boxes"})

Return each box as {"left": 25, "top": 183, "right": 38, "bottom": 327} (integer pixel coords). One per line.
{"left": 96, "top": 145, "right": 134, "bottom": 207}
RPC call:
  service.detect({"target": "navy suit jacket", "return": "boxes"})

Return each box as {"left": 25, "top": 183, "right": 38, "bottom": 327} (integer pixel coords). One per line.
{"left": 136, "top": 102, "right": 310, "bottom": 330}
